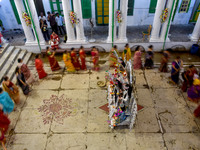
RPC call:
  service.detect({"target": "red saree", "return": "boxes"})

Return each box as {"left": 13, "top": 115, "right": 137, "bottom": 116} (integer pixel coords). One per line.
{"left": 194, "top": 105, "right": 200, "bottom": 117}
{"left": 91, "top": 51, "right": 100, "bottom": 71}
{"left": 71, "top": 51, "right": 81, "bottom": 70}
{"left": 48, "top": 55, "right": 60, "bottom": 71}
{"left": 0, "top": 110, "right": 10, "bottom": 134}
{"left": 79, "top": 50, "right": 87, "bottom": 70}
{"left": 35, "top": 58, "right": 47, "bottom": 79}
{"left": 50, "top": 34, "right": 59, "bottom": 50}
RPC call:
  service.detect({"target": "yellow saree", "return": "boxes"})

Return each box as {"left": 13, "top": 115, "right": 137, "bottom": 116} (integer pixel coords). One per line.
{"left": 63, "top": 53, "right": 76, "bottom": 73}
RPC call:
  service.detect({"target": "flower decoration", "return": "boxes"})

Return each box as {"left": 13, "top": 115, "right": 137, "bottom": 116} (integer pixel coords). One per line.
{"left": 116, "top": 10, "right": 122, "bottom": 23}
{"left": 160, "top": 8, "right": 168, "bottom": 23}
{"left": 22, "top": 12, "right": 31, "bottom": 26}
{"left": 69, "top": 11, "right": 79, "bottom": 27}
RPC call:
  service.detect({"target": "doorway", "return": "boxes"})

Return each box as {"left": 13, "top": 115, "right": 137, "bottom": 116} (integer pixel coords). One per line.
{"left": 33, "top": 0, "right": 45, "bottom": 16}
{"left": 95, "top": 0, "right": 109, "bottom": 26}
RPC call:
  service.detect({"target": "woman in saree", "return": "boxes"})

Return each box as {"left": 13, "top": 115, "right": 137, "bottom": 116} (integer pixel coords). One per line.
{"left": 71, "top": 48, "right": 81, "bottom": 71}
{"left": 171, "top": 56, "right": 183, "bottom": 84}
{"left": 15, "top": 67, "right": 30, "bottom": 95}
{"left": 18, "top": 58, "right": 35, "bottom": 85}
{"left": 159, "top": 50, "right": 170, "bottom": 72}
{"left": 35, "top": 54, "right": 47, "bottom": 79}
{"left": 122, "top": 43, "right": 131, "bottom": 62}
{"left": 0, "top": 88, "right": 14, "bottom": 115}
{"left": 63, "top": 50, "right": 75, "bottom": 73}
{"left": 194, "top": 104, "right": 200, "bottom": 117}
{"left": 46, "top": 47, "right": 61, "bottom": 71}
{"left": 187, "top": 74, "right": 200, "bottom": 103}
{"left": 2, "top": 76, "right": 20, "bottom": 104}
{"left": 133, "top": 46, "right": 142, "bottom": 70}
{"left": 50, "top": 31, "right": 60, "bottom": 50}
{"left": 79, "top": 46, "right": 87, "bottom": 70}
{"left": 144, "top": 45, "right": 154, "bottom": 69}
{"left": 0, "top": 106, "right": 10, "bottom": 150}
{"left": 91, "top": 46, "right": 100, "bottom": 71}
{"left": 181, "top": 65, "right": 197, "bottom": 92}
{"left": 109, "top": 45, "right": 119, "bottom": 67}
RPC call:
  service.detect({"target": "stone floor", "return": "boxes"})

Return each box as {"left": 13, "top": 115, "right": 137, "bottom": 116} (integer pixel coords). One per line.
{"left": 2, "top": 24, "right": 195, "bottom": 46}
{"left": 2, "top": 55, "right": 200, "bottom": 150}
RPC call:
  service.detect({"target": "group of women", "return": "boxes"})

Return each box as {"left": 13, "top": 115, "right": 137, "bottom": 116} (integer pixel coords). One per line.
{"left": 109, "top": 44, "right": 155, "bottom": 70}
{"left": 109, "top": 43, "right": 200, "bottom": 118}
{"left": 35, "top": 46, "right": 100, "bottom": 79}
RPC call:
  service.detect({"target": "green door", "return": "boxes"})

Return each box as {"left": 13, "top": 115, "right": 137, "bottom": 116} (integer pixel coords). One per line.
{"left": 49, "top": 0, "right": 64, "bottom": 16}
{"left": 10, "top": 0, "right": 21, "bottom": 24}
{"left": 190, "top": 3, "right": 200, "bottom": 22}
{"left": 95, "top": 0, "right": 109, "bottom": 26}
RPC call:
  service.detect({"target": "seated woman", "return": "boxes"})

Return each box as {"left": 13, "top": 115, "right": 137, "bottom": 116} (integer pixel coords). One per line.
{"left": 35, "top": 54, "right": 47, "bottom": 79}
{"left": 46, "top": 47, "right": 61, "bottom": 71}
{"left": 70, "top": 48, "right": 81, "bottom": 71}
{"left": 0, "top": 88, "right": 14, "bottom": 115}
{"left": 63, "top": 50, "right": 75, "bottom": 73}
{"left": 122, "top": 43, "right": 131, "bottom": 62}
{"left": 187, "top": 74, "right": 200, "bottom": 103}
{"left": 194, "top": 104, "right": 200, "bottom": 118}
{"left": 50, "top": 32, "right": 60, "bottom": 50}
{"left": 91, "top": 46, "right": 100, "bottom": 71}
{"left": 18, "top": 58, "right": 35, "bottom": 85}
{"left": 2, "top": 76, "right": 20, "bottom": 104}
{"left": 109, "top": 45, "right": 119, "bottom": 67}
{"left": 79, "top": 46, "right": 87, "bottom": 70}
{"left": 0, "top": 106, "right": 10, "bottom": 150}
{"left": 133, "top": 46, "right": 142, "bottom": 70}
{"left": 144, "top": 45, "right": 154, "bottom": 69}
{"left": 15, "top": 67, "right": 30, "bottom": 96}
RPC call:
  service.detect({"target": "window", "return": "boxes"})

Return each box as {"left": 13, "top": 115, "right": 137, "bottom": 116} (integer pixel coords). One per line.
{"left": 149, "top": 0, "right": 158, "bottom": 13}
{"left": 179, "top": 0, "right": 191, "bottom": 13}
{"left": 81, "top": 0, "right": 92, "bottom": 19}
{"left": 128, "top": 0, "right": 134, "bottom": 16}
{"left": 49, "top": 0, "right": 63, "bottom": 16}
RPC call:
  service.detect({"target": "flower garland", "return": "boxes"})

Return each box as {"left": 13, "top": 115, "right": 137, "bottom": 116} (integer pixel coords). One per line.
{"left": 22, "top": 12, "right": 31, "bottom": 26}
{"left": 69, "top": 11, "right": 79, "bottom": 27}
{"left": 116, "top": 10, "right": 122, "bottom": 23}
{"left": 160, "top": 8, "right": 169, "bottom": 23}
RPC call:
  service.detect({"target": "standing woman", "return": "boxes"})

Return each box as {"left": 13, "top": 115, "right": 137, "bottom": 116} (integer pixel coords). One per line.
{"left": 159, "top": 50, "right": 170, "bottom": 72}
{"left": 122, "top": 43, "right": 131, "bottom": 62}
{"left": 71, "top": 48, "right": 81, "bottom": 71}
{"left": 40, "top": 19, "right": 50, "bottom": 42}
{"left": 18, "top": 58, "right": 35, "bottom": 85}
{"left": 144, "top": 45, "right": 154, "bottom": 69}
{"left": 133, "top": 46, "right": 142, "bottom": 70}
{"left": 35, "top": 54, "right": 47, "bottom": 79}
{"left": 91, "top": 46, "right": 100, "bottom": 71}
{"left": 15, "top": 67, "right": 30, "bottom": 95}
{"left": 109, "top": 45, "right": 119, "bottom": 67}
{"left": 63, "top": 50, "right": 75, "bottom": 73}
{"left": 2, "top": 76, "right": 20, "bottom": 104}
{"left": 79, "top": 46, "right": 87, "bottom": 70}
{"left": 0, "top": 87, "right": 14, "bottom": 115}
{"left": 46, "top": 47, "right": 61, "bottom": 71}
{"left": 171, "top": 56, "right": 183, "bottom": 84}
{"left": 50, "top": 31, "right": 60, "bottom": 50}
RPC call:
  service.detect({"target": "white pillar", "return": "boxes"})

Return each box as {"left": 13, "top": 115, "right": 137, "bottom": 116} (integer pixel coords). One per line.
{"left": 160, "top": 0, "right": 176, "bottom": 42}
{"left": 107, "top": 0, "right": 117, "bottom": 43}
{"left": 190, "top": 14, "right": 200, "bottom": 41}
{"left": 14, "top": 0, "right": 35, "bottom": 45}
{"left": 27, "top": 0, "right": 45, "bottom": 45}
{"left": 73, "top": 0, "right": 86, "bottom": 43}
{"left": 150, "top": 0, "right": 166, "bottom": 42}
{"left": 61, "top": 0, "right": 76, "bottom": 43}
{"left": 117, "top": 0, "right": 128, "bottom": 43}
